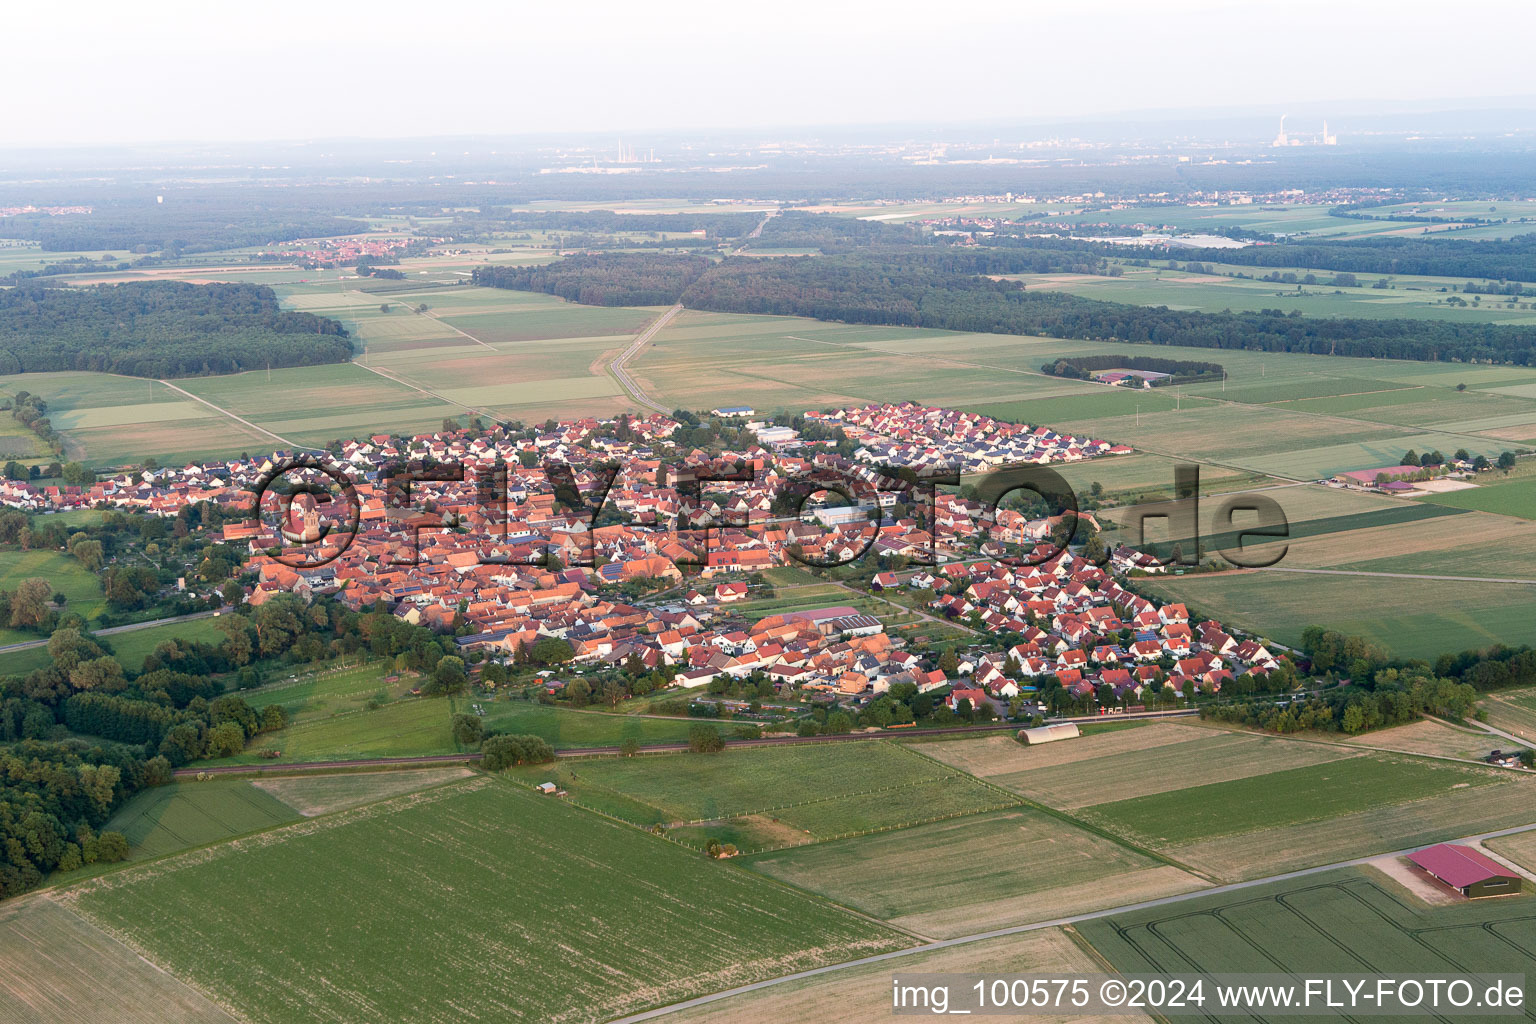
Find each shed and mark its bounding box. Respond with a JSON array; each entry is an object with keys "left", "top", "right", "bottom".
[
  {"left": 1407, "top": 844, "right": 1523, "bottom": 898},
  {"left": 1018, "top": 723, "right": 1081, "bottom": 745}
]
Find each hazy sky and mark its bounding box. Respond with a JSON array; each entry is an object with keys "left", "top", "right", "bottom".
[{"left": 7, "top": 0, "right": 1534, "bottom": 147}]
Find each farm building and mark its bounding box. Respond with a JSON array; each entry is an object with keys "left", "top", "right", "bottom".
[
  {"left": 1018, "top": 723, "right": 1081, "bottom": 745},
  {"left": 1407, "top": 844, "right": 1523, "bottom": 899}
]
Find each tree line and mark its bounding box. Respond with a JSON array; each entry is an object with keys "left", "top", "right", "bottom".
[
  {"left": 1056, "top": 232, "right": 1536, "bottom": 285},
  {"left": 472, "top": 253, "right": 712, "bottom": 307},
  {"left": 476, "top": 249, "right": 1536, "bottom": 365},
  {"left": 0, "top": 282, "right": 351, "bottom": 378},
  {"left": 0, "top": 206, "right": 366, "bottom": 255},
  {"left": 1040, "top": 354, "right": 1225, "bottom": 385}
]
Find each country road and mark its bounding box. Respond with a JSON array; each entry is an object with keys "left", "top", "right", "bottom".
[
  {"left": 0, "top": 608, "right": 220, "bottom": 655},
  {"left": 173, "top": 708, "right": 1198, "bottom": 776},
  {"left": 607, "top": 819, "right": 1536, "bottom": 1023},
  {"left": 608, "top": 303, "right": 684, "bottom": 414}
]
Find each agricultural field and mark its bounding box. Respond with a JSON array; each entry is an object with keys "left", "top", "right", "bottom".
[
  {"left": 1080, "top": 867, "right": 1536, "bottom": 988},
  {"left": 62, "top": 778, "right": 911, "bottom": 1024},
  {"left": 1011, "top": 260, "right": 1536, "bottom": 324},
  {"left": 99, "top": 779, "right": 299, "bottom": 862},
  {"left": 475, "top": 700, "right": 701, "bottom": 749},
  {"left": 1478, "top": 686, "right": 1536, "bottom": 744},
  {"left": 744, "top": 807, "right": 1207, "bottom": 938},
  {"left": 990, "top": 729, "right": 1359, "bottom": 810},
  {"left": 249, "top": 767, "right": 474, "bottom": 817},
  {"left": 1080, "top": 755, "right": 1493, "bottom": 846},
  {"left": 1484, "top": 830, "right": 1536, "bottom": 874},
  {"left": 1416, "top": 474, "right": 1536, "bottom": 519},
  {"left": 1340, "top": 718, "right": 1504, "bottom": 762},
  {"left": 0, "top": 370, "right": 272, "bottom": 466},
  {"left": 0, "top": 896, "right": 237, "bottom": 1024},
  {"left": 1072, "top": 753, "right": 1536, "bottom": 881},
  {"left": 515, "top": 741, "right": 1016, "bottom": 851},
  {"left": 666, "top": 927, "right": 1149, "bottom": 1024},
  {"left": 1140, "top": 571, "right": 1536, "bottom": 659},
  {"left": 912, "top": 721, "right": 1208, "bottom": 780}
]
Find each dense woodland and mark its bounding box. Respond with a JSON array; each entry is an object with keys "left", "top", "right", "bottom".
[
  {"left": 1056, "top": 232, "right": 1536, "bottom": 284},
  {"left": 0, "top": 282, "right": 351, "bottom": 377},
  {"left": 1039, "top": 354, "right": 1226, "bottom": 385},
  {"left": 473, "top": 253, "right": 711, "bottom": 306},
  {"left": 479, "top": 249, "right": 1536, "bottom": 365},
  {"left": 1200, "top": 628, "right": 1536, "bottom": 737},
  {"left": 458, "top": 209, "right": 762, "bottom": 238},
  {"left": 0, "top": 205, "right": 366, "bottom": 255}
]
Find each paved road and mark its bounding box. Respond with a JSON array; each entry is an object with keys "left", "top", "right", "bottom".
[
  {"left": 609, "top": 303, "right": 684, "bottom": 414},
  {"left": 606, "top": 818, "right": 1536, "bottom": 1023},
  {"left": 173, "top": 709, "right": 1198, "bottom": 776},
  {"left": 0, "top": 609, "right": 220, "bottom": 655}
]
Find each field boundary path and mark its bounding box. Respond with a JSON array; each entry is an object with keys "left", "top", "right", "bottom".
[
  {"left": 406, "top": 302, "right": 497, "bottom": 350},
  {"left": 353, "top": 361, "right": 506, "bottom": 424},
  {"left": 153, "top": 377, "right": 307, "bottom": 451},
  {"left": 606, "top": 819, "right": 1536, "bottom": 1023},
  {"left": 608, "top": 303, "right": 683, "bottom": 414}
]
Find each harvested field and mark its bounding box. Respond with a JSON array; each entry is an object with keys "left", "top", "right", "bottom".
[
  {"left": 1484, "top": 830, "right": 1536, "bottom": 875},
  {"left": 992, "top": 731, "right": 1357, "bottom": 810},
  {"left": 0, "top": 896, "right": 237, "bottom": 1024},
  {"left": 665, "top": 926, "right": 1148, "bottom": 1024},
  {"left": 1340, "top": 718, "right": 1498, "bottom": 761},
  {"left": 1480, "top": 686, "right": 1536, "bottom": 743},
  {"left": 1164, "top": 779, "right": 1536, "bottom": 881},
  {"left": 909, "top": 721, "right": 1198, "bottom": 777},
  {"left": 251, "top": 767, "right": 473, "bottom": 817},
  {"left": 744, "top": 808, "right": 1208, "bottom": 939}
]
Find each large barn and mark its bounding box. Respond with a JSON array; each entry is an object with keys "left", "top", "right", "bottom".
[{"left": 1407, "top": 844, "right": 1524, "bottom": 899}]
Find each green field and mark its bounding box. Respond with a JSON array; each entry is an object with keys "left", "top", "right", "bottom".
[
  {"left": 551, "top": 741, "right": 967, "bottom": 822},
  {"left": 477, "top": 700, "right": 701, "bottom": 748},
  {"left": 1078, "top": 755, "right": 1498, "bottom": 847},
  {"left": 206, "top": 672, "right": 703, "bottom": 764},
  {"left": 1081, "top": 867, "right": 1536, "bottom": 1001},
  {"left": 1417, "top": 475, "right": 1536, "bottom": 519},
  {"left": 1011, "top": 260, "right": 1536, "bottom": 324},
  {"left": 515, "top": 741, "right": 1017, "bottom": 851},
  {"left": 1140, "top": 572, "right": 1536, "bottom": 659},
  {"left": 65, "top": 778, "right": 910, "bottom": 1024},
  {"left": 101, "top": 779, "right": 300, "bottom": 861},
  {"left": 744, "top": 806, "right": 1205, "bottom": 938}
]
